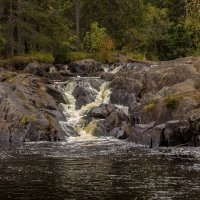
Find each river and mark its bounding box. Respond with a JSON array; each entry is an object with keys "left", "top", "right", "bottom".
[{"left": 0, "top": 137, "right": 200, "bottom": 200}]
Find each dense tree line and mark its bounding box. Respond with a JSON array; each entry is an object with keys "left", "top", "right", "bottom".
[{"left": 0, "top": 0, "right": 199, "bottom": 61}]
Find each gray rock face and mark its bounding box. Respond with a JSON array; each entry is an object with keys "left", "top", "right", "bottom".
[
  {"left": 23, "top": 62, "right": 74, "bottom": 80},
  {"left": 71, "top": 79, "right": 103, "bottom": 109},
  {"left": 163, "top": 120, "right": 190, "bottom": 146},
  {"left": 128, "top": 122, "right": 159, "bottom": 147},
  {"left": 101, "top": 72, "right": 115, "bottom": 81},
  {"left": 86, "top": 104, "right": 131, "bottom": 139},
  {"left": 0, "top": 69, "right": 66, "bottom": 144},
  {"left": 72, "top": 84, "right": 96, "bottom": 109},
  {"left": 68, "top": 59, "right": 104, "bottom": 77},
  {"left": 24, "top": 62, "right": 54, "bottom": 77}
]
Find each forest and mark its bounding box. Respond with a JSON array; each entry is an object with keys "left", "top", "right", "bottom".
[{"left": 0, "top": 0, "right": 200, "bottom": 63}]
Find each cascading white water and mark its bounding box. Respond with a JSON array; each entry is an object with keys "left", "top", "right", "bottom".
[
  {"left": 55, "top": 65, "right": 128, "bottom": 139},
  {"left": 56, "top": 79, "right": 111, "bottom": 139}
]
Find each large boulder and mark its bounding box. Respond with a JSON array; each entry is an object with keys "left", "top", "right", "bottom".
[
  {"left": 86, "top": 104, "right": 131, "bottom": 139},
  {"left": 88, "top": 104, "right": 117, "bottom": 119},
  {"left": 163, "top": 120, "right": 190, "bottom": 146},
  {"left": 72, "top": 79, "right": 103, "bottom": 109},
  {"left": 128, "top": 122, "right": 160, "bottom": 147},
  {"left": 101, "top": 72, "right": 115, "bottom": 81},
  {"left": 23, "top": 62, "right": 73, "bottom": 80},
  {"left": 24, "top": 62, "right": 54, "bottom": 77},
  {"left": 68, "top": 59, "right": 104, "bottom": 77},
  {"left": 0, "top": 69, "right": 66, "bottom": 144},
  {"left": 72, "top": 83, "right": 96, "bottom": 109}
]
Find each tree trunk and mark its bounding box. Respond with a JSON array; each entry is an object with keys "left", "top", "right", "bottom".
[
  {"left": 16, "top": 0, "right": 24, "bottom": 55},
  {"left": 74, "top": 0, "right": 81, "bottom": 51},
  {"left": 8, "top": 0, "right": 14, "bottom": 56}
]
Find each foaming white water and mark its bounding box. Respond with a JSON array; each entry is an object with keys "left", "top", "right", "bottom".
[
  {"left": 55, "top": 65, "right": 124, "bottom": 140},
  {"left": 111, "top": 65, "right": 123, "bottom": 74},
  {"left": 56, "top": 79, "right": 112, "bottom": 139},
  {"left": 114, "top": 104, "right": 129, "bottom": 115}
]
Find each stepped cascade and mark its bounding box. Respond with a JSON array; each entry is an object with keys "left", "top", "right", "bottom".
[{"left": 54, "top": 66, "right": 128, "bottom": 139}]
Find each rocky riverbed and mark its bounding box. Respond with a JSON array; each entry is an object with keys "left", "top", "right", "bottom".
[{"left": 1, "top": 57, "right": 200, "bottom": 147}]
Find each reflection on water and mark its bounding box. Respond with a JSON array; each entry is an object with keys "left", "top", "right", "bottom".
[{"left": 0, "top": 138, "right": 200, "bottom": 200}]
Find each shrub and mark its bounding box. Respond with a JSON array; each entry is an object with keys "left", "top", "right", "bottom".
[
  {"left": 193, "top": 47, "right": 200, "bottom": 57},
  {"left": 144, "top": 102, "right": 155, "bottom": 112},
  {"left": 30, "top": 52, "right": 55, "bottom": 63},
  {"left": 19, "top": 115, "right": 37, "bottom": 127},
  {"left": 67, "top": 51, "right": 91, "bottom": 62},
  {"left": 126, "top": 52, "right": 145, "bottom": 60},
  {"left": 67, "top": 51, "right": 110, "bottom": 63},
  {"left": 164, "top": 96, "right": 179, "bottom": 109},
  {"left": 83, "top": 22, "right": 108, "bottom": 52},
  {"left": 99, "top": 37, "right": 115, "bottom": 62},
  {"left": 2, "top": 71, "right": 14, "bottom": 82}
]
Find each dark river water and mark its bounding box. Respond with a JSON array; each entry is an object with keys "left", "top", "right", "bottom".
[{"left": 0, "top": 137, "right": 200, "bottom": 200}]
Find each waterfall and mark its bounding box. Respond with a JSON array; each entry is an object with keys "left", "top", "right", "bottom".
[
  {"left": 55, "top": 65, "right": 128, "bottom": 139},
  {"left": 55, "top": 78, "right": 111, "bottom": 138}
]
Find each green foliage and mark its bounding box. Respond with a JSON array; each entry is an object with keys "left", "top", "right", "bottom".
[
  {"left": 2, "top": 71, "right": 14, "bottom": 82},
  {"left": 67, "top": 51, "right": 110, "bottom": 63},
  {"left": 193, "top": 48, "right": 200, "bottom": 57},
  {"left": 164, "top": 96, "right": 179, "bottom": 109},
  {"left": 82, "top": 22, "right": 115, "bottom": 62},
  {"left": 67, "top": 51, "right": 92, "bottom": 62},
  {"left": 99, "top": 36, "right": 115, "bottom": 62},
  {"left": 83, "top": 22, "right": 108, "bottom": 52},
  {"left": 0, "top": 0, "right": 199, "bottom": 61},
  {"left": 30, "top": 52, "right": 55, "bottom": 63},
  {"left": 144, "top": 102, "right": 155, "bottom": 112},
  {"left": 81, "top": 0, "right": 144, "bottom": 49},
  {"left": 144, "top": 4, "right": 172, "bottom": 58},
  {"left": 126, "top": 52, "right": 146, "bottom": 60},
  {"left": 19, "top": 115, "right": 37, "bottom": 127},
  {"left": 144, "top": 98, "right": 157, "bottom": 112}
]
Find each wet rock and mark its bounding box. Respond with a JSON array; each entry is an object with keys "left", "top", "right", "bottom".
[
  {"left": 163, "top": 120, "right": 190, "bottom": 146},
  {"left": 0, "top": 70, "right": 66, "bottom": 144},
  {"left": 88, "top": 104, "right": 116, "bottom": 119},
  {"left": 142, "top": 124, "right": 165, "bottom": 148},
  {"left": 134, "top": 121, "right": 156, "bottom": 130},
  {"left": 107, "top": 121, "right": 132, "bottom": 139},
  {"left": 108, "top": 127, "right": 127, "bottom": 139},
  {"left": 128, "top": 122, "right": 157, "bottom": 145},
  {"left": 86, "top": 104, "right": 131, "bottom": 139},
  {"left": 68, "top": 59, "right": 104, "bottom": 77},
  {"left": 101, "top": 72, "right": 115, "bottom": 81},
  {"left": 72, "top": 83, "right": 97, "bottom": 109},
  {"left": 59, "top": 123, "right": 79, "bottom": 137},
  {"left": 90, "top": 120, "right": 106, "bottom": 137},
  {"left": 104, "top": 110, "right": 128, "bottom": 131}
]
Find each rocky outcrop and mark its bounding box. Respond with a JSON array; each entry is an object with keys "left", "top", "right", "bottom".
[
  {"left": 109, "top": 56, "right": 200, "bottom": 147},
  {"left": 72, "top": 79, "right": 103, "bottom": 109},
  {"left": 0, "top": 68, "right": 66, "bottom": 144},
  {"left": 68, "top": 59, "right": 104, "bottom": 77},
  {"left": 1, "top": 56, "right": 200, "bottom": 147},
  {"left": 23, "top": 62, "right": 74, "bottom": 80},
  {"left": 100, "top": 72, "right": 115, "bottom": 81},
  {"left": 85, "top": 104, "right": 131, "bottom": 139}
]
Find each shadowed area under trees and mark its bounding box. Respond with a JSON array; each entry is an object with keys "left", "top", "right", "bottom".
[{"left": 0, "top": 0, "right": 199, "bottom": 62}]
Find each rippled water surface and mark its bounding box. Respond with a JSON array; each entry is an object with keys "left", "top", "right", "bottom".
[{"left": 1, "top": 137, "right": 200, "bottom": 200}]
